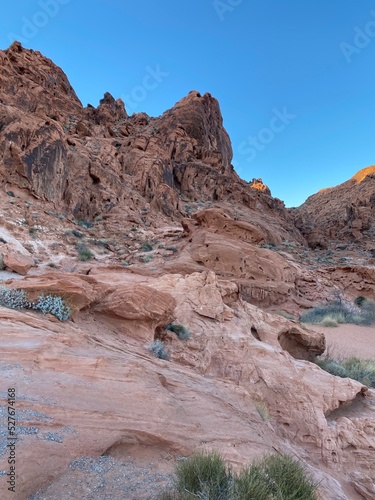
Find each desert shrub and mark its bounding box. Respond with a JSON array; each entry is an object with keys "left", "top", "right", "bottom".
[
  {"left": 0, "top": 286, "right": 28, "bottom": 309},
  {"left": 166, "top": 323, "right": 191, "bottom": 340},
  {"left": 0, "top": 286, "right": 71, "bottom": 321},
  {"left": 354, "top": 296, "right": 366, "bottom": 307},
  {"left": 301, "top": 296, "right": 375, "bottom": 327},
  {"left": 160, "top": 452, "right": 317, "bottom": 500},
  {"left": 275, "top": 311, "right": 295, "bottom": 321},
  {"left": 316, "top": 357, "right": 348, "bottom": 378},
  {"left": 6, "top": 191, "right": 15, "bottom": 197},
  {"left": 140, "top": 254, "right": 153, "bottom": 263},
  {"left": 147, "top": 340, "right": 169, "bottom": 360},
  {"left": 253, "top": 399, "right": 269, "bottom": 422},
  {"left": 319, "top": 316, "right": 338, "bottom": 327},
  {"left": 31, "top": 295, "right": 71, "bottom": 321},
  {"left": 233, "top": 462, "right": 271, "bottom": 499},
  {"left": 76, "top": 219, "right": 94, "bottom": 229},
  {"left": 141, "top": 242, "right": 153, "bottom": 252},
  {"left": 315, "top": 355, "right": 375, "bottom": 387},
  {"left": 72, "top": 229, "right": 84, "bottom": 239},
  {"left": 258, "top": 454, "right": 317, "bottom": 500},
  {"left": 174, "top": 451, "right": 231, "bottom": 499},
  {"left": 76, "top": 243, "right": 94, "bottom": 261}
]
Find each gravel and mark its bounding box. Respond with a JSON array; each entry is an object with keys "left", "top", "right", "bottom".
[{"left": 28, "top": 455, "right": 174, "bottom": 500}]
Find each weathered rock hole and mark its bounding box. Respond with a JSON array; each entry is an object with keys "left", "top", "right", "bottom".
[
  {"left": 278, "top": 328, "right": 316, "bottom": 361},
  {"left": 251, "top": 327, "right": 261, "bottom": 341}
]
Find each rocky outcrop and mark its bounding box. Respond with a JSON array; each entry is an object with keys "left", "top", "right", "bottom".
[
  {"left": 291, "top": 166, "right": 375, "bottom": 248},
  {"left": 0, "top": 42, "right": 300, "bottom": 242},
  {"left": 0, "top": 269, "right": 373, "bottom": 499}
]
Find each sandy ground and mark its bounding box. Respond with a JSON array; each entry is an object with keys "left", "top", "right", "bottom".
[{"left": 311, "top": 324, "right": 375, "bottom": 360}]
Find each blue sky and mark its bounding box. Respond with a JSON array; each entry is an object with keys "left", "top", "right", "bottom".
[{"left": 1, "top": 0, "right": 374, "bottom": 207}]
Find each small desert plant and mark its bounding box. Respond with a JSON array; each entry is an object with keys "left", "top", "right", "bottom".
[
  {"left": 31, "top": 295, "right": 71, "bottom": 321},
  {"left": 0, "top": 286, "right": 71, "bottom": 321},
  {"left": 160, "top": 452, "right": 317, "bottom": 500},
  {"left": 141, "top": 242, "right": 153, "bottom": 252},
  {"left": 275, "top": 311, "right": 295, "bottom": 321},
  {"left": 173, "top": 451, "right": 231, "bottom": 499},
  {"left": 76, "top": 219, "right": 94, "bottom": 229},
  {"left": 140, "top": 254, "right": 153, "bottom": 263},
  {"left": 256, "top": 454, "right": 317, "bottom": 499},
  {"left": 76, "top": 243, "right": 94, "bottom": 261},
  {"left": 253, "top": 399, "right": 269, "bottom": 422},
  {"left": 319, "top": 316, "right": 338, "bottom": 327},
  {"left": 72, "top": 229, "right": 84, "bottom": 239},
  {"left": 301, "top": 295, "right": 375, "bottom": 327},
  {"left": 315, "top": 355, "right": 375, "bottom": 387},
  {"left": 147, "top": 340, "right": 169, "bottom": 360},
  {"left": 166, "top": 323, "right": 191, "bottom": 340},
  {"left": 6, "top": 191, "right": 15, "bottom": 197},
  {"left": 0, "top": 286, "right": 29, "bottom": 309}
]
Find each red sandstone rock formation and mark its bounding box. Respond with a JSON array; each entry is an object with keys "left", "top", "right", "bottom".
[{"left": 291, "top": 166, "right": 375, "bottom": 248}]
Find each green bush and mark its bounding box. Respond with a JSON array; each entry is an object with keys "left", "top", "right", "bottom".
[
  {"left": 0, "top": 286, "right": 71, "bottom": 321},
  {"left": 32, "top": 295, "right": 71, "bottom": 321},
  {"left": 76, "top": 243, "right": 94, "bottom": 261},
  {"left": 141, "top": 242, "right": 153, "bottom": 252},
  {"left": 301, "top": 297, "right": 375, "bottom": 327},
  {"left": 166, "top": 323, "right": 191, "bottom": 340},
  {"left": 319, "top": 317, "right": 338, "bottom": 327},
  {"left": 174, "top": 451, "right": 231, "bottom": 499},
  {"left": 316, "top": 356, "right": 375, "bottom": 387},
  {"left": 147, "top": 340, "right": 169, "bottom": 360},
  {"left": 159, "top": 452, "right": 317, "bottom": 500}
]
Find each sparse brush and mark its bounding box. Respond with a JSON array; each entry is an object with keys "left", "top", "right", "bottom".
[
  {"left": 31, "top": 294, "right": 72, "bottom": 321},
  {"left": 76, "top": 243, "right": 94, "bottom": 261},
  {"left": 315, "top": 355, "right": 375, "bottom": 387},
  {"left": 141, "top": 242, "right": 153, "bottom": 252},
  {"left": 166, "top": 323, "right": 191, "bottom": 340},
  {"left": 174, "top": 451, "right": 230, "bottom": 499},
  {"left": 147, "top": 340, "right": 169, "bottom": 360},
  {"left": 0, "top": 286, "right": 28, "bottom": 309},
  {"left": 275, "top": 311, "right": 295, "bottom": 321},
  {"left": 163, "top": 451, "right": 318, "bottom": 500},
  {"left": 301, "top": 295, "right": 375, "bottom": 327},
  {"left": 319, "top": 316, "right": 338, "bottom": 327},
  {"left": 0, "top": 286, "right": 71, "bottom": 321}
]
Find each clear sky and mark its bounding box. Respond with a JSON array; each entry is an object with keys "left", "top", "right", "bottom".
[{"left": 1, "top": 0, "right": 374, "bottom": 207}]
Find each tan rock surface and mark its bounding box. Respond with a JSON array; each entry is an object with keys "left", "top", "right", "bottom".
[
  {"left": 3, "top": 251, "right": 34, "bottom": 275},
  {"left": 0, "top": 270, "right": 373, "bottom": 499}
]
